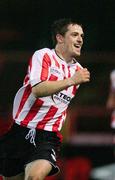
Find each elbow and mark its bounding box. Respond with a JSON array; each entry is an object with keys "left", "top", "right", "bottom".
[
  {"left": 32, "top": 86, "right": 39, "bottom": 98},
  {"left": 32, "top": 82, "right": 49, "bottom": 97},
  {"left": 32, "top": 85, "right": 45, "bottom": 98}
]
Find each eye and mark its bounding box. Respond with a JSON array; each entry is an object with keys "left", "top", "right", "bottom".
[
  {"left": 71, "top": 32, "right": 78, "bottom": 37},
  {"left": 71, "top": 32, "right": 84, "bottom": 39}
]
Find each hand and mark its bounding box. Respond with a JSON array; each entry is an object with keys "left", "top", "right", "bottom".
[{"left": 70, "top": 68, "right": 90, "bottom": 85}]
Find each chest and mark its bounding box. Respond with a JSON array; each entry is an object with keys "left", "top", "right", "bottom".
[{"left": 49, "top": 64, "right": 77, "bottom": 80}]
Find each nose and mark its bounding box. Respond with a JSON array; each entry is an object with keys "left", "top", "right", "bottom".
[{"left": 77, "top": 35, "right": 83, "bottom": 43}]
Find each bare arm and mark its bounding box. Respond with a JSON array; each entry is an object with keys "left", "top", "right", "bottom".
[{"left": 32, "top": 68, "right": 90, "bottom": 97}]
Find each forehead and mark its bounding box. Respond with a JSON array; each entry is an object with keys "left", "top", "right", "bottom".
[{"left": 67, "top": 24, "right": 84, "bottom": 34}]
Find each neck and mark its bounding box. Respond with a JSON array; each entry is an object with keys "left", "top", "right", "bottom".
[
  {"left": 55, "top": 48, "right": 65, "bottom": 61},
  {"left": 55, "top": 46, "right": 72, "bottom": 63}
]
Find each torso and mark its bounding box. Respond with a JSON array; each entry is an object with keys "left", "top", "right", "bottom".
[{"left": 13, "top": 48, "right": 83, "bottom": 132}]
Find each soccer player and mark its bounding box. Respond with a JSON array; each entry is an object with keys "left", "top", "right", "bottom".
[{"left": 0, "top": 18, "right": 90, "bottom": 180}]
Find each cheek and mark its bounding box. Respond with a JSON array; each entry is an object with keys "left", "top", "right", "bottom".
[
  {"left": 64, "top": 39, "right": 73, "bottom": 50},
  {"left": 64, "top": 43, "right": 70, "bottom": 50},
  {"left": 67, "top": 45, "right": 73, "bottom": 52}
]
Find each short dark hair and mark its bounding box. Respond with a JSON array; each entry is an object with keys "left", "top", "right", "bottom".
[{"left": 51, "top": 18, "right": 82, "bottom": 46}]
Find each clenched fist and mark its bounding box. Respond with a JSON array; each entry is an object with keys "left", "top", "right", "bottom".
[{"left": 69, "top": 68, "right": 90, "bottom": 86}]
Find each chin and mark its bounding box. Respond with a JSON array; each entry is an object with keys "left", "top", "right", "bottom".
[{"left": 75, "top": 52, "right": 81, "bottom": 57}]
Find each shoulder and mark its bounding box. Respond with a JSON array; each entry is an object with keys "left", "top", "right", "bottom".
[
  {"left": 33, "top": 48, "right": 53, "bottom": 56},
  {"left": 31, "top": 48, "right": 54, "bottom": 65}
]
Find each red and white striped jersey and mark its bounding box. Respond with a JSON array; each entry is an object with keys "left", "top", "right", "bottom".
[{"left": 13, "top": 48, "right": 83, "bottom": 132}]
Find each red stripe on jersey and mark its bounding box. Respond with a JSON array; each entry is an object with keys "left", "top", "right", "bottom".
[
  {"left": 36, "top": 105, "right": 58, "bottom": 129},
  {"left": 49, "top": 74, "right": 58, "bottom": 81},
  {"left": 52, "top": 116, "right": 62, "bottom": 132},
  {"left": 72, "top": 85, "right": 77, "bottom": 95},
  {"left": 20, "top": 98, "right": 44, "bottom": 126},
  {"left": 23, "top": 75, "right": 29, "bottom": 85},
  {"left": 52, "top": 55, "right": 60, "bottom": 68},
  {"left": 68, "top": 66, "right": 71, "bottom": 78},
  {"left": 62, "top": 64, "right": 66, "bottom": 79},
  {"left": 40, "top": 53, "right": 51, "bottom": 81},
  {"left": 15, "top": 85, "right": 31, "bottom": 119},
  {"left": 52, "top": 110, "right": 66, "bottom": 132}
]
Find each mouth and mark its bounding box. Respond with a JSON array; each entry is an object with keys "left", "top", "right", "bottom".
[{"left": 74, "top": 44, "right": 81, "bottom": 52}]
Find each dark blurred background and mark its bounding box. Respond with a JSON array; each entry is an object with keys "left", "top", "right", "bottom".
[
  {"left": 0, "top": 0, "right": 114, "bottom": 51},
  {"left": 0, "top": 0, "right": 115, "bottom": 179}
]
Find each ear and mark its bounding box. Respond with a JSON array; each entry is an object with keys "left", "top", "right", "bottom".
[{"left": 56, "top": 34, "right": 64, "bottom": 44}]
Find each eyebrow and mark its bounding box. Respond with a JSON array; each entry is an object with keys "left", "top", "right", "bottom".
[{"left": 71, "top": 32, "right": 84, "bottom": 37}]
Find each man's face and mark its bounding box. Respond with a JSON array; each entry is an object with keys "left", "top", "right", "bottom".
[{"left": 62, "top": 24, "right": 84, "bottom": 57}]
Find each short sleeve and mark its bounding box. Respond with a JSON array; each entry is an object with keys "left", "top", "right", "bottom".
[{"left": 29, "top": 49, "right": 51, "bottom": 87}]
